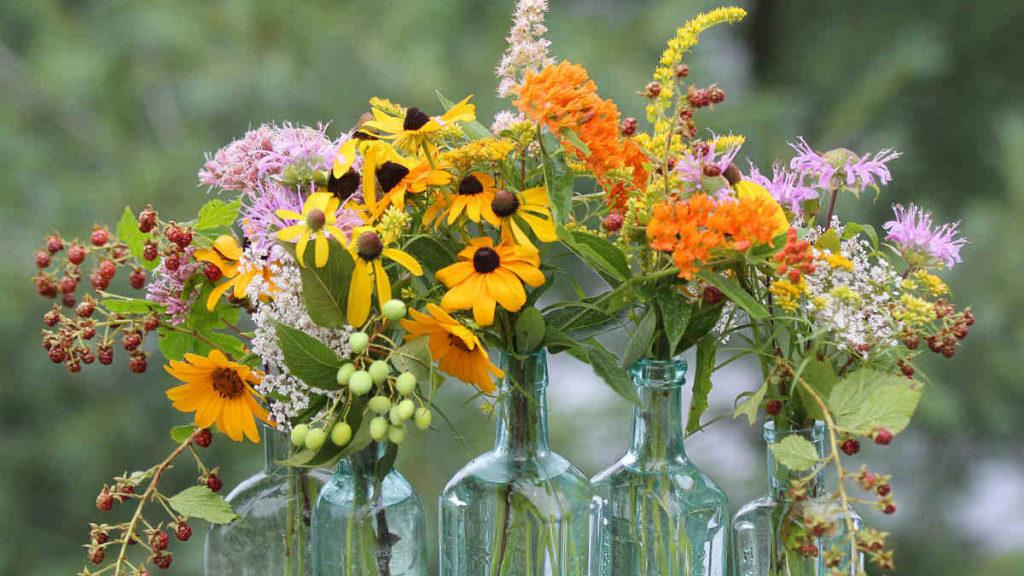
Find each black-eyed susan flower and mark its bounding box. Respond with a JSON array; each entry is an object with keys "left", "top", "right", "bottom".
[
  {"left": 483, "top": 186, "right": 557, "bottom": 249},
  {"left": 275, "top": 192, "right": 348, "bottom": 267},
  {"left": 435, "top": 237, "right": 545, "bottom": 326},
  {"left": 194, "top": 235, "right": 276, "bottom": 310},
  {"left": 445, "top": 173, "right": 500, "bottom": 225},
  {"left": 401, "top": 303, "right": 503, "bottom": 393},
  {"left": 165, "top": 349, "right": 274, "bottom": 443},
  {"left": 369, "top": 155, "right": 452, "bottom": 220},
  {"left": 361, "top": 96, "right": 476, "bottom": 154},
  {"left": 347, "top": 227, "right": 423, "bottom": 326}
]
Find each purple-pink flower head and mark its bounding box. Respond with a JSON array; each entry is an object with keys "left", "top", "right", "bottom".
[
  {"left": 198, "top": 123, "right": 336, "bottom": 193},
  {"left": 199, "top": 126, "right": 275, "bottom": 193},
  {"left": 146, "top": 247, "right": 200, "bottom": 326},
  {"left": 883, "top": 203, "right": 966, "bottom": 269},
  {"left": 747, "top": 163, "right": 819, "bottom": 217},
  {"left": 676, "top": 136, "right": 741, "bottom": 194},
  {"left": 241, "top": 180, "right": 362, "bottom": 258},
  {"left": 788, "top": 137, "right": 901, "bottom": 193},
  {"left": 255, "top": 123, "right": 335, "bottom": 179}
]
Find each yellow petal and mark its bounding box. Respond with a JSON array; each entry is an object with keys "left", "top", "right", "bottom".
[
  {"left": 347, "top": 260, "right": 373, "bottom": 326},
  {"left": 295, "top": 231, "right": 311, "bottom": 267},
  {"left": 314, "top": 233, "right": 329, "bottom": 267},
  {"left": 206, "top": 279, "right": 236, "bottom": 311},
  {"left": 277, "top": 224, "right": 307, "bottom": 242},
  {"left": 383, "top": 248, "right": 423, "bottom": 276},
  {"left": 373, "top": 258, "right": 392, "bottom": 307}
]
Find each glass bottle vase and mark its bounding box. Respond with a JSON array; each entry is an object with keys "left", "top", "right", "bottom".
[
  {"left": 312, "top": 442, "right": 428, "bottom": 575},
  {"left": 205, "top": 424, "right": 331, "bottom": 576},
  {"left": 439, "top": 349, "right": 593, "bottom": 576},
  {"left": 590, "top": 358, "right": 730, "bottom": 576},
  {"left": 732, "top": 422, "right": 863, "bottom": 576}
]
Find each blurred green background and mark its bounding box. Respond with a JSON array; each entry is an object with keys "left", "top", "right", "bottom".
[{"left": 2, "top": 0, "right": 1022, "bottom": 574}]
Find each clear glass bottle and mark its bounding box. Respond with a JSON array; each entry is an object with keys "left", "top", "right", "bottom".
[
  {"left": 205, "top": 425, "right": 331, "bottom": 576},
  {"left": 439, "top": 349, "right": 593, "bottom": 576},
  {"left": 589, "top": 358, "right": 729, "bottom": 576},
  {"left": 312, "top": 442, "right": 428, "bottom": 575},
  {"left": 732, "top": 422, "right": 863, "bottom": 576}
]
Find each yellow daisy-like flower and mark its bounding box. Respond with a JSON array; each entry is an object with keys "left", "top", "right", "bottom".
[
  {"left": 194, "top": 235, "right": 276, "bottom": 311},
  {"left": 275, "top": 192, "right": 347, "bottom": 267},
  {"left": 401, "top": 303, "right": 503, "bottom": 394},
  {"left": 371, "top": 156, "right": 453, "bottom": 217},
  {"left": 165, "top": 349, "right": 274, "bottom": 443},
  {"left": 361, "top": 96, "right": 476, "bottom": 153},
  {"left": 444, "top": 172, "right": 500, "bottom": 225},
  {"left": 347, "top": 227, "right": 423, "bottom": 326},
  {"left": 435, "top": 237, "right": 545, "bottom": 326},
  {"left": 735, "top": 180, "right": 790, "bottom": 237},
  {"left": 482, "top": 186, "right": 557, "bottom": 249}
]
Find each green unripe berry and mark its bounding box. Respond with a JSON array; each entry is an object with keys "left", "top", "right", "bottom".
[
  {"left": 381, "top": 299, "right": 407, "bottom": 321},
  {"left": 349, "top": 370, "right": 373, "bottom": 395},
  {"left": 389, "top": 405, "right": 403, "bottom": 426},
  {"left": 369, "top": 416, "right": 389, "bottom": 441},
  {"left": 368, "top": 395, "right": 392, "bottom": 414},
  {"left": 330, "top": 422, "right": 353, "bottom": 447},
  {"left": 397, "top": 399, "right": 416, "bottom": 421},
  {"left": 414, "top": 407, "right": 432, "bottom": 431},
  {"left": 336, "top": 363, "right": 356, "bottom": 386},
  {"left": 290, "top": 424, "right": 309, "bottom": 447},
  {"left": 387, "top": 424, "right": 407, "bottom": 445},
  {"left": 395, "top": 372, "right": 417, "bottom": 396},
  {"left": 304, "top": 428, "right": 327, "bottom": 451},
  {"left": 348, "top": 331, "right": 370, "bottom": 354},
  {"left": 368, "top": 360, "right": 391, "bottom": 384}
]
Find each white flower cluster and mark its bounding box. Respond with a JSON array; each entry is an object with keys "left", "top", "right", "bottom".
[
  {"left": 496, "top": 0, "right": 555, "bottom": 98},
  {"left": 250, "top": 249, "right": 353, "bottom": 428}
]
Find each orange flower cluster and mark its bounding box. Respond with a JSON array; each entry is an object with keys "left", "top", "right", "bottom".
[
  {"left": 514, "top": 61, "right": 647, "bottom": 212},
  {"left": 647, "top": 190, "right": 787, "bottom": 279},
  {"left": 773, "top": 228, "right": 815, "bottom": 282}
]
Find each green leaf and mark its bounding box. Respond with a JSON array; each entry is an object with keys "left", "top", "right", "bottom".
[
  {"left": 540, "top": 134, "right": 574, "bottom": 224},
  {"left": 404, "top": 235, "right": 456, "bottom": 274},
  {"left": 375, "top": 442, "right": 399, "bottom": 482},
  {"left": 733, "top": 381, "right": 768, "bottom": 425},
  {"left": 558, "top": 126, "right": 591, "bottom": 156},
  {"left": 390, "top": 337, "right": 433, "bottom": 387},
  {"left": 696, "top": 270, "right": 769, "bottom": 320},
  {"left": 170, "top": 425, "right": 195, "bottom": 444},
  {"left": 557, "top": 226, "right": 630, "bottom": 284},
  {"left": 101, "top": 297, "right": 161, "bottom": 315},
  {"left": 827, "top": 368, "right": 922, "bottom": 435},
  {"left": 273, "top": 321, "right": 344, "bottom": 390},
  {"left": 279, "top": 240, "right": 354, "bottom": 328},
  {"left": 436, "top": 91, "right": 492, "bottom": 140},
  {"left": 622, "top": 307, "right": 657, "bottom": 369},
  {"left": 541, "top": 326, "right": 577, "bottom": 355},
  {"left": 116, "top": 207, "right": 158, "bottom": 271},
  {"left": 655, "top": 289, "right": 693, "bottom": 354},
  {"left": 157, "top": 327, "right": 192, "bottom": 361},
  {"left": 196, "top": 198, "right": 242, "bottom": 231},
  {"left": 798, "top": 358, "right": 838, "bottom": 420},
  {"left": 769, "top": 435, "right": 822, "bottom": 472},
  {"left": 686, "top": 336, "right": 717, "bottom": 433},
  {"left": 678, "top": 300, "right": 725, "bottom": 350},
  {"left": 571, "top": 338, "right": 639, "bottom": 405},
  {"left": 542, "top": 290, "right": 630, "bottom": 336},
  {"left": 842, "top": 222, "right": 879, "bottom": 249},
  {"left": 513, "top": 307, "right": 547, "bottom": 354},
  {"left": 168, "top": 486, "right": 239, "bottom": 524},
  {"left": 814, "top": 228, "right": 842, "bottom": 253}
]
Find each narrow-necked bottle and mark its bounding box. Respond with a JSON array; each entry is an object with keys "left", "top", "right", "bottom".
[
  {"left": 439, "top": 349, "right": 593, "bottom": 576},
  {"left": 732, "top": 421, "right": 863, "bottom": 575},
  {"left": 312, "top": 441, "right": 428, "bottom": 575},
  {"left": 205, "top": 424, "right": 331, "bottom": 576},
  {"left": 590, "top": 358, "right": 729, "bottom": 576}
]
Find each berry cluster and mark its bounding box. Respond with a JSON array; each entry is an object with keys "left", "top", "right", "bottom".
[
  {"left": 40, "top": 299, "right": 157, "bottom": 374},
  {"left": 33, "top": 230, "right": 139, "bottom": 308}
]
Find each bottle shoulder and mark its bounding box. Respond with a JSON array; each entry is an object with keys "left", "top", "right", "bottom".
[
  {"left": 591, "top": 456, "right": 729, "bottom": 504},
  {"left": 443, "top": 449, "right": 588, "bottom": 491}
]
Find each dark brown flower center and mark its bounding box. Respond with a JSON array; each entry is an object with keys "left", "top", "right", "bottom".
[
  {"left": 447, "top": 333, "right": 473, "bottom": 352},
  {"left": 376, "top": 161, "right": 410, "bottom": 193},
  {"left": 458, "top": 175, "right": 484, "bottom": 196},
  {"left": 491, "top": 190, "right": 520, "bottom": 217},
  {"left": 472, "top": 247, "right": 501, "bottom": 273},
  {"left": 357, "top": 231, "right": 384, "bottom": 261},
  {"left": 305, "top": 209, "right": 326, "bottom": 231},
  {"left": 403, "top": 107, "right": 431, "bottom": 131},
  {"left": 328, "top": 169, "right": 361, "bottom": 200},
  {"left": 212, "top": 367, "right": 245, "bottom": 399}
]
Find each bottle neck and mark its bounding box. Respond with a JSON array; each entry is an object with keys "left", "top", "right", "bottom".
[
  {"left": 262, "top": 424, "right": 292, "bottom": 475},
  {"left": 339, "top": 441, "right": 388, "bottom": 477},
  {"left": 494, "top": 350, "right": 550, "bottom": 458},
  {"left": 764, "top": 421, "right": 828, "bottom": 497},
  {"left": 627, "top": 358, "right": 689, "bottom": 464}
]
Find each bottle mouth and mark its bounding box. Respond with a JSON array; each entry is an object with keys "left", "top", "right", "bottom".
[
  {"left": 631, "top": 358, "right": 688, "bottom": 389},
  {"left": 763, "top": 420, "right": 826, "bottom": 443}
]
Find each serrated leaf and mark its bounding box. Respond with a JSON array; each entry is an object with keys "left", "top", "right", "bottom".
[
  {"left": 542, "top": 290, "right": 629, "bottom": 336},
  {"left": 101, "top": 297, "right": 162, "bottom": 314},
  {"left": 655, "top": 289, "right": 693, "bottom": 354},
  {"left": 697, "top": 270, "right": 769, "bottom": 320},
  {"left": 570, "top": 338, "right": 639, "bottom": 405},
  {"left": 623, "top": 307, "right": 657, "bottom": 369},
  {"left": 279, "top": 240, "right": 354, "bottom": 328},
  {"left": 798, "top": 359, "right": 838, "bottom": 420},
  {"left": 769, "top": 435, "right": 822, "bottom": 472},
  {"left": 116, "top": 207, "right": 158, "bottom": 271},
  {"left": 842, "top": 222, "right": 878, "bottom": 250},
  {"left": 540, "top": 134, "right": 574, "bottom": 224},
  {"left": 679, "top": 300, "right": 725, "bottom": 350},
  {"left": 273, "top": 321, "right": 344, "bottom": 390},
  {"left": 686, "top": 336, "right": 717, "bottom": 433},
  {"left": 157, "top": 327, "right": 192, "bottom": 361},
  {"left": 170, "top": 425, "right": 195, "bottom": 444},
  {"left": 196, "top": 198, "right": 242, "bottom": 231},
  {"left": 827, "top": 368, "right": 921, "bottom": 435},
  {"left": 168, "top": 486, "right": 238, "bottom": 524},
  {"left": 733, "top": 381, "right": 768, "bottom": 425}
]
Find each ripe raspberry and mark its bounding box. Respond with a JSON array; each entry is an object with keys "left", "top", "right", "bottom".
[
  {"left": 702, "top": 286, "right": 724, "bottom": 305},
  {"left": 35, "top": 275, "right": 58, "bottom": 298},
  {"left": 130, "top": 268, "right": 147, "bottom": 289},
  {"left": 882, "top": 503, "right": 896, "bottom": 515},
  {"left": 138, "top": 207, "right": 158, "bottom": 233},
  {"left": 619, "top": 117, "right": 637, "bottom": 136},
  {"left": 673, "top": 63, "right": 689, "bottom": 78},
  {"left": 90, "top": 546, "right": 105, "bottom": 564},
  {"left": 164, "top": 252, "right": 181, "bottom": 272},
  {"left": 98, "top": 260, "right": 117, "bottom": 280},
  {"left": 93, "top": 530, "right": 109, "bottom": 545},
  {"left": 204, "top": 263, "right": 223, "bottom": 282},
  {"left": 62, "top": 293, "right": 76, "bottom": 308},
  {"left": 143, "top": 241, "right": 159, "bottom": 261},
  {"left": 48, "top": 346, "right": 67, "bottom": 364},
  {"left": 702, "top": 163, "right": 722, "bottom": 177},
  {"left": 175, "top": 522, "right": 192, "bottom": 542},
  {"left": 708, "top": 85, "right": 726, "bottom": 104},
  {"left": 963, "top": 309, "right": 975, "bottom": 326},
  {"left": 206, "top": 474, "right": 223, "bottom": 493},
  {"left": 873, "top": 427, "right": 894, "bottom": 445},
  {"left": 687, "top": 87, "right": 712, "bottom": 108},
  {"left": 152, "top": 553, "right": 173, "bottom": 570},
  {"left": 150, "top": 530, "right": 169, "bottom": 551},
  {"left": 840, "top": 438, "right": 860, "bottom": 456},
  {"left": 81, "top": 349, "right": 96, "bottom": 364},
  {"left": 122, "top": 331, "right": 142, "bottom": 351},
  {"left": 89, "top": 270, "right": 110, "bottom": 291},
  {"left": 68, "top": 243, "right": 87, "bottom": 265},
  {"left": 91, "top": 227, "right": 110, "bottom": 247},
  {"left": 35, "top": 250, "right": 52, "bottom": 268},
  {"left": 876, "top": 483, "right": 891, "bottom": 497},
  {"left": 59, "top": 275, "right": 77, "bottom": 294},
  {"left": 129, "top": 353, "right": 148, "bottom": 374},
  {"left": 142, "top": 314, "right": 160, "bottom": 332},
  {"left": 96, "top": 488, "right": 114, "bottom": 511},
  {"left": 193, "top": 428, "right": 213, "bottom": 448},
  {"left": 46, "top": 234, "right": 64, "bottom": 254},
  {"left": 44, "top": 307, "right": 61, "bottom": 326},
  {"left": 98, "top": 346, "right": 114, "bottom": 365},
  {"left": 602, "top": 213, "right": 624, "bottom": 233},
  {"left": 899, "top": 362, "right": 915, "bottom": 377},
  {"left": 67, "top": 359, "right": 82, "bottom": 373},
  {"left": 765, "top": 399, "right": 783, "bottom": 416}
]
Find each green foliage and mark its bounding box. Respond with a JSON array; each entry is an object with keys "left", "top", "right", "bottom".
[
  {"left": 622, "top": 307, "right": 656, "bottom": 369},
  {"left": 557, "top": 225, "right": 631, "bottom": 285},
  {"left": 513, "top": 306, "right": 546, "bottom": 353},
  {"left": 169, "top": 425, "right": 195, "bottom": 444},
  {"left": 570, "top": 338, "right": 639, "bottom": 405},
  {"left": 827, "top": 368, "right": 922, "bottom": 435},
  {"left": 168, "top": 486, "right": 238, "bottom": 525},
  {"left": 769, "top": 435, "right": 821, "bottom": 472},
  {"left": 686, "top": 336, "right": 716, "bottom": 433},
  {"left": 389, "top": 337, "right": 433, "bottom": 387},
  {"left": 697, "top": 269, "right": 769, "bottom": 320},
  {"left": 654, "top": 288, "right": 692, "bottom": 355},
  {"left": 116, "top": 207, "right": 159, "bottom": 271},
  {"left": 734, "top": 381, "right": 768, "bottom": 425},
  {"left": 798, "top": 359, "right": 839, "bottom": 420},
  {"left": 272, "top": 321, "right": 345, "bottom": 391},
  {"left": 540, "top": 134, "right": 574, "bottom": 224},
  {"left": 279, "top": 240, "right": 355, "bottom": 328},
  {"left": 195, "top": 197, "right": 242, "bottom": 232}
]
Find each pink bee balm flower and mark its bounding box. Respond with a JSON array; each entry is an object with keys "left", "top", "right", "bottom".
[
  {"left": 747, "top": 163, "right": 819, "bottom": 217},
  {"left": 789, "top": 137, "right": 901, "bottom": 192},
  {"left": 883, "top": 203, "right": 966, "bottom": 268}
]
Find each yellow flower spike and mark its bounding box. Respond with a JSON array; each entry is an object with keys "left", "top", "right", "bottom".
[
  {"left": 164, "top": 349, "right": 274, "bottom": 443},
  {"left": 346, "top": 227, "right": 423, "bottom": 326},
  {"left": 275, "top": 192, "right": 346, "bottom": 267},
  {"left": 400, "top": 304, "right": 503, "bottom": 394},
  {"left": 361, "top": 96, "right": 476, "bottom": 153},
  {"left": 483, "top": 186, "right": 558, "bottom": 250}
]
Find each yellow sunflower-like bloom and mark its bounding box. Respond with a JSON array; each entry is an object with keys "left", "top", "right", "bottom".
[
  {"left": 347, "top": 227, "right": 423, "bottom": 326},
  {"left": 361, "top": 96, "right": 476, "bottom": 153},
  {"left": 401, "top": 303, "right": 503, "bottom": 394},
  {"left": 194, "top": 235, "right": 276, "bottom": 311},
  {"left": 735, "top": 180, "right": 790, "bottom": 237},
  {"left": 370, "top": 155, "right": 452, "bottom": 218},
  {"left": 165, "top": 349, "right": 274, "bottom": 443},
  {"left": 444, "top": 172, "right": 500, "bottom": 225},
  {"left": 436, "top": 237, "right": 545, "bottom": 326},
  {"left": 482, "top": 186, "right": 557, "bottom": 249},
  {"left": 275, "top": 192, "right": 347, "bottom": 267}
]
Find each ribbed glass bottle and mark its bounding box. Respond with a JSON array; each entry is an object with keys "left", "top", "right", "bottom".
[
  {"left": 732, "top": 422, "right": 863, "bottom": 576},
  {"left": 439, "top": 349, "right": 593, "bottom": 576},
  {"left": 205, "top": 425, "right": 331, "bottom": 576},
  {"left": 312, "top": 442, "right": 428, "bottom": 575},
  {"left": 590, "top": 358, "right": 729, "bottom": 576}
]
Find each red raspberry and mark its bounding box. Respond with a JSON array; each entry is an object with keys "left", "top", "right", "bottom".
[
  {"left": 899, "top": 362, "right": 915, "bottom": 377},
  {"left": 882, "top": 503, "right": 896, "bottom": 515},
  {"left": 35, "top": 275, "right": 58, "bottom": 298},
  {"left": 94, "top": 530, "right": 109, "bottom": 545},
  {"left": 129, "top": 353, "right": 148, "bottom": 373},
  {"left": 67, "top": 360, "right": 82, "bottom": 373},
  {"left": 142, "top": 314, "right": 160, "bottom": 332},
  {"left": 81, "top": 349, "right": 96, "bottom": 364},
  {"left": 48, "top": 346, "right": 67, "bottom": 364},
  {"left": 91, "top": 227, "right": 110, "bottom": 247},
  {"left": 193, "top": 428, "right": 213, "bottom": 448},
  {"left": 143, "top": 241, "right": 159, "bottom": 261},
  {"left": 702, "top": 163, "right": 722, "bottom": 177},
  {"left": 138, "top": 207, "right": 158, "bottom": 233},
  {"left": 122, "top": 331, "right": 142, "bottom": 351},
  {"left": 178, "top": 228, "right": 193, "bottom": 248},
  {"left": 873, "top": 427, "right": 894, "bottom": 445},
  {"left": 76, "top": 300, "right": 95, "bottom": 318},
  {"left": 708, "top": 85, "right": 726, "bottom": 104},
  {"left": 963, "top": 309, "right": 975, "bottom": 326},
  {"left": 35, "top": 250, "right": 52, "bottom": 268},
  {"left": 99, "top": 260, "right": 117, "bottom": 280},
  {"left": 206, "top": 474, "right": 223, "bottom": 492},
  {"left": 798, "top": 543, "right": 819, "bottom": 558},
  {"left": 164, "top": 252, "right": 181, "bottom": 272},
  {"left": 876, "top": 483, "right": 891, "bottom": 497},
  {"left": 44, "top": 307, "right": 61, "bottom": 326},
  {"left": 673, "top": 63, "right": 689, "bottom": 78},
  {"left": 90, "top": 546, "right": 105, "bottom": 564},
  {"left": 68, "top": 243, "right": 87, "bottom": 265},
  {"left": 89, "top": 270, "right": 110, "bottom": 291},
  {"left": 765, "top": 399, "right": 783, "bottom": 416},
  {"left": 130, "top": 268, "right": 147, "bottom": 289},
  {"left": 46, "top": 234, "right": 64, "bottom": 254},
  {"left": 165, "top": 226, "right": 181, "bottom": 245},
  {"left": 175, "top": 522, "right": 192, "bottom": 542},
  {"left": 602, "top": 213, "right": 624, "bottom": 233},
  {"left": 204, "top": 263, "right": 223, "bottom": 282},
  {"left": 150, "top": 530, "right": 169, "bottom": 551},
  {"left": 687, "top": 87, "right": 712, "bottom": 108},
  {"left": 840, "top": 438, "right": 860, "bottom": 456},
  {"left": 62, "top": 292, "right": 76, "bottom": 308},
  {"left": 619, "top": 117, "right": 637, "bottom": 136},
  {"left": 96, "top": 488, "right": 114, "bottom": 511},
  {"left": 98, "top": 345, "right": 114, "bottom": 365},
  {"left": 152, "top": 553, "right": 173, "bottom": 570},
  {"left": 59, "top": 275, "right": 77, "bottom": 294},
  {"left": 702, "top": 286, "right": 724, "bottom": 305}
]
